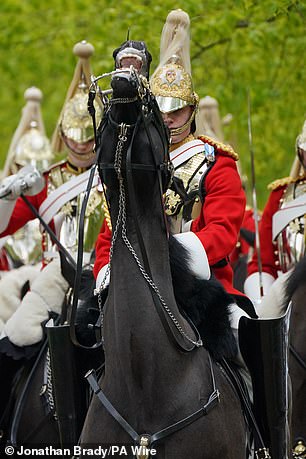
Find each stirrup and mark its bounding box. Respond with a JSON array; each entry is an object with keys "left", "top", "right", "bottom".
[
  {"left": 255, "top": 448, "right": 271, "bottom": 459},
  {"left": 293, "top": 438, "right": 306, "bottom": 457}
]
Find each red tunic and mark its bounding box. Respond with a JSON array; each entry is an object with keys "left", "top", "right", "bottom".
[
  {"left": 94, "top": 139, "right": 246, "bottom": 298},
  {"left": 0, "top": 187, "right": 47, "bottom": 238},
  {"left": 247, "top": 186, "right": 285, "bottom": 279},
  {"left": 0, "top": 161, "right": 82, "bottom": 258}
]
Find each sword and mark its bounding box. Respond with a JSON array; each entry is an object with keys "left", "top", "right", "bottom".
[{"left": 248, "top": 90, "right": 264, "bottom": 298}]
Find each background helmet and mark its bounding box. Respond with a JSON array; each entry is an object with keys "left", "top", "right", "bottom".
[
  {"left": 195, "top": 96, "right": 233, "bottom": 141},
  {"left": 1, "top": 86, "right": 53, "bottom": 178},
  {"left": 60, "top": 84, "right": 101, "bottom": 145},
  {"left": 51, "top": 40, "right": 102, "bottom": 158},
  {"left": 290, "top": 119, "right": 306, "bottom": 178}
]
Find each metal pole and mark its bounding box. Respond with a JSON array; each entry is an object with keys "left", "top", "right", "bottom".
[{"left": 248, "top": 90, "right": 264, "bottom": 298}]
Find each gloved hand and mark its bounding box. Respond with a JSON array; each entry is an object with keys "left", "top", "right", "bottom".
[
  {"left": 0, "top": 264, "right": 40, "bottom": 333},
  {"left": 0, "top": 165, "right": 45, "bottom": 200},
  {"left": 2, "top": 258, "right": 68, "bottom": 346}
]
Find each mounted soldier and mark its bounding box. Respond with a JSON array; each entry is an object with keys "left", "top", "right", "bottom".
[
  {"left": 0, "top": 87, "right": 53, "bottom": 275},
  {"left": 0, "top": 40, "right": 103, "bottom": 443},
  {"left": 244, "top": 120, "right": 306, "bottom": 456},
  {"left": 146, "top": 9, "right": 290, "bottom": 458},
  {"left": 0, "top": 87, "right": 54, "bottom": 331},
  {"left": 0, "top": 40, "right": 103, "bottom": 346},
  {"left": 245, "top": 118, "right": 306, "bottom": 313},
  {"left": 95, "top": 11, "right": 254, "bottom": 321}
]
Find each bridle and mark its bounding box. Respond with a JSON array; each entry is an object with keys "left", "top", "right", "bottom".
[{"left": 93, "top": 68, "right": 204, "bottom": 353}]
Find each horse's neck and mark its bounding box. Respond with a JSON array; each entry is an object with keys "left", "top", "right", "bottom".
[{"left": 104, "top": 215, "right": 194, "bottom": 390}]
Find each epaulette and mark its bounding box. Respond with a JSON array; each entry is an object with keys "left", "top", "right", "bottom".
[
  {"left": 197, "top": 135, "right": 239, "bottom": 161},
  {"left": 47, "top": 159, "right": 67, "bottom": 172},
  {"left": 268, "top": 174, "right": 306, "bottom": 191}
]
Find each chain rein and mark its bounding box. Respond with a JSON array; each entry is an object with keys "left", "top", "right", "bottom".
[{"left": 96, "top": 115, "right": 202, "bottom": 349}]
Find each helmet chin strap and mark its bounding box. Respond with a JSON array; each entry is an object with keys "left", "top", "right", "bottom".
[
  {"left": 67, "top": 150, "right": 96, "bottom": 169},
  {"left": 169, "top": 108, "right": 196, "bottom": 136}
]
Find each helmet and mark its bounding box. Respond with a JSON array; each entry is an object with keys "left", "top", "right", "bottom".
[
  {"left": 195, "top": 96, "right": 224, "bottom": 141},
  {"left": 60, "top": 85, "right": 100, "bottom": 144},
  {"left": 150, "top": 59, "right": 198, "bottom": 114},
  {"left": 290, "top": 119, "right": 306, "bottom": 177},
  {"left": 51, "top": 40, "right": 103, "bottom": 163},
  {"left": 113, "top": 40, "right": 152, "bottom": 79},
  {"left": 150, "top": 10, "right": 199, "bottom": 136},
  {"left": 296, "top": 120, "right": 306, "bottom": 152},
  {"left": 2, "top": 87, "right": 53, "bottom": 177},
  {"left": 14, "top": 120, "right": 53, "bottom": 171}
]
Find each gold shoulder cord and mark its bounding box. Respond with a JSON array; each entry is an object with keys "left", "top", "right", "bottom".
[
  {"left": 268, "top": 173, "right": 306, "bottom": 191},
  {"left": 197, "top": 135, "right": 239, "bottom": 161}
]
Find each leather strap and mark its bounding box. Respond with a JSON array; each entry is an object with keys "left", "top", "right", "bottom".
[{"left": 86, "top": 362, "right": 220, "bottom": 447}]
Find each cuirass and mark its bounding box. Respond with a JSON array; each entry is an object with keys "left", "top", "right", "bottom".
[
  {"left": 43, "top": 165, "right": 103, "bottom": 264},
  {"left": 5, "top": 220, "right": 42, "bottom": 265},
  {"left": 164, "top": 152, "right": 212, "bottom": 233},
  {"left": 276, "top": 180, "right": 306, "bottom": 271}
]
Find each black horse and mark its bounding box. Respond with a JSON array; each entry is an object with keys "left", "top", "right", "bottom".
[{"left": 79, "top": 67, "right": 249, "bottom": 458}]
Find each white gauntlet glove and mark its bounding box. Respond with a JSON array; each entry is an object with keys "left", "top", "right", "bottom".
[
  {"left": 0, "top": 166, "right": 45, "bottom": 233},
  {"left": 2, "top": 258, "right": 68, "bottom": 346},
  {"left": 0, "top": 165, "right": 45, "bottom": 200},
  {"left": 0, "top": 264, "right": 40, "bottom": 333}
]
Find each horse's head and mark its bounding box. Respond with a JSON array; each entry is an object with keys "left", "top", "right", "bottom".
[
  {"left": 95, "top": 62, "right": 171, "bottom": 207},
  {"left": 113, "top": 40, "right": 152, "bottom": 79}
]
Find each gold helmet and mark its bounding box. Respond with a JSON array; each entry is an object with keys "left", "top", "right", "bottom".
[
  {"left": 151, "top": 58, "right": 198, "bottom": 114},
  {"left": 60, "top": 84, "right": 98, "bottom": 144},
  {"left": 195, "top": 96, "right": 223, "bottom": 141},
  {"left": 51, "top": 40, "right": 103, "bottom": 160},
  {"left": 150, "top": 10, "right": 199, "bottom": 115},
  {"left": 2, "top": 87, "right": 53, "bottom": 177},
  {"left": 290, "top": 119, "right": 306, "bottom": 178}
]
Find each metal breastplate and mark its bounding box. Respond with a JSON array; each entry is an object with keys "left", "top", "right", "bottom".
[
  {"left": 276, "top": 180, "right": 306, "bottom": 271},
  {"left": 5, "top": 220, "right": 42, "bottom": 265},
  {"left": 43, "top": 165, "right": 103, "bottom": 265},
  {"left": 164, "top": 151, "right": 213, "bottom": 234}
]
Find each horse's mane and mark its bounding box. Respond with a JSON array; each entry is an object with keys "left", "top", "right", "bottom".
[{"left": 169, "top": 234, "right": 237, "bottom": 361}]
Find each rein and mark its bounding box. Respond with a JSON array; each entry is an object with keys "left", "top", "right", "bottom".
[
  {"left": 85, "top": 352, "right": 220, "bottom": 448},
  {"left": 97, "top": 88, "right": 203, "bottom": 352}
]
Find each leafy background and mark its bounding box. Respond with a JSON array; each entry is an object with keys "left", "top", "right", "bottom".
[{"left": 1, "top": 0, "right": 305, "bottom": 208}]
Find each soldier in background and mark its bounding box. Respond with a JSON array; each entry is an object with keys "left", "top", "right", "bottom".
[
  {"left": 0, "top": 40, "right": 103, "bottom": 348},
  {"left": 245, "top": 118, "right": 306, "bottom": 315},
  {"left": 195, "top": 95, "right": 255, "bottom": 293},
  {"left": 0, "top": 87, "right": 53, "bottom": 273}
]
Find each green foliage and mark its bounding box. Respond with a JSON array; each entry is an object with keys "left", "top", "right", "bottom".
[{"left": 0, "top": 0, "right": 305, "bottom": 208}]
